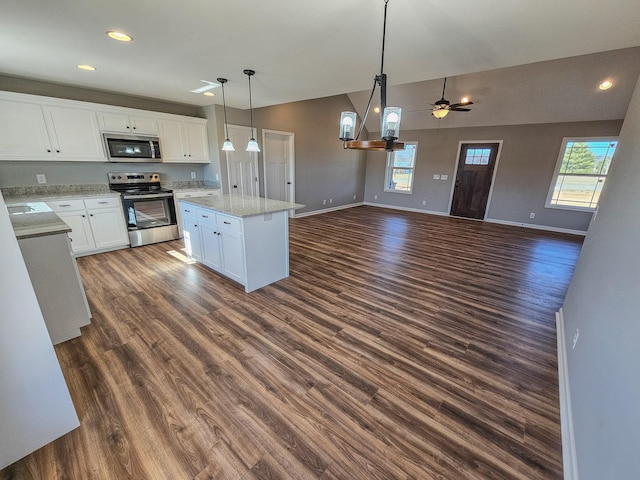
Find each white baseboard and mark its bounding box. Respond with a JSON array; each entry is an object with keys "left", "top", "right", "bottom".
[
  {"left": 294, "top": 202, "right": 364, "bottom": 218},
  {"left": 556, "top": 308, "right": 579, "bottom": 480},
  {"left": 486, "top": 218, "right": 587, "bottom": 236},
  {"left": 363, "top": 201, "right": 448, "bottom": 216}
]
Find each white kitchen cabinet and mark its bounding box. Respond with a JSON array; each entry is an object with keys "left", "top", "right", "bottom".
[
  {"left": 181, "top": 205, "right": 202, "bottom": 262},
  {"left": 218, "top": 224, "right": 245, "bottom": 284},
  {"left": 160, "top": 119, "right": 209, "bottom": 163},
  {"left": 42, "top": 106, "right": 105, "bottom": 161},
  {"left": 98, "top": 112, "right": 158, "bottom": 135},
  {"left": 47, "top": 196, "right": 129, "bottom": 255},
  {"left": 0, "top": 99, "right": 53, "bottom": 159},
  {"left": 174, "top": 189, "right": 221, "bottom": 237}
]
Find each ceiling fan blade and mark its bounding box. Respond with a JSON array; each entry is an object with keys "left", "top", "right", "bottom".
[
  {"left": 449, "top": 101, "right": 474, "bottom": 108},
  {"left": 449, "top": 107, "right": 472, "bottom": 112}
]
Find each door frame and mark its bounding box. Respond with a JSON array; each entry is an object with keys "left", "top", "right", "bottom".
[
  {"left": 225, "top": 124, "right": 259, "bottom": 196},
  {"left": 261, "top": 129, "right": 295, "bottom": 212},
  {"left": 447, "top": 140, "right": 503, "bottom": 220}
]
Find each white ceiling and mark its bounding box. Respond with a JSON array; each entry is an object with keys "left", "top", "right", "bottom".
[{"left": 1, "top": 0, "right": 640, "bottom": 116}]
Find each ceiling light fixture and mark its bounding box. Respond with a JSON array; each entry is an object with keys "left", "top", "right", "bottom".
[
  {"left": 107, "top": 31, "right": 132, "bottom": 42},
  {"left": 203, "top": 92, "right": 215, "bottom": 97},
  {"left": 339, "top": 0, "right": 404, "bottom": 152},
  {"left": 244, "top": 69, "right": 260, "bottom": 153},
  {"left": 461, "top": 97, "right": 470, "bottom": 104},
  {"left": 217, "top": 77, "right": 235, "bottom": 152},
  {"left": 599, "top": 80, "right": 613, "bottom": 90},
  {"left": 432, "top": 108, "right": 449, "bottom": 119},
  {"left": 76, "top": 64, "right": 96, "bottom": 71}
]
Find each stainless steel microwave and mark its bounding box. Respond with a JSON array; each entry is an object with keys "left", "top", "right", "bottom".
[{"left": 103, "top": 134, "right": 162, "bottom": 162}]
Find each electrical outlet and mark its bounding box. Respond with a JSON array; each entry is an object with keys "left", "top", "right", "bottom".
[
  {"left": 353, "top": 194, "right": 356, "bottom": 200},
  {"left": 215, "top": 173, "right": 219, "bottom": 181},
  {"left": 441, "top": 174, "right": 449, "bottom": 180},
  {"left": 572, "top": 329, "right": 580, "bottom": 349},
  {"left": 191, "top": 172, "right": 197, "bottom": 179},
  {"left": 433, "top": 174, "right": 440, "bottom": 180},
  {"left": 374, "top": 194, "right": 378, "bottom": 200},
  {"left": 329, "top": 198, "right": 333, "bottom": 204},
  {"left": 422, "top": 200, "right": 427, "bottom": 206},
  {"left": 323, "top": 199, "right": 326, "bottom": 205},
  {"left": 36, "top": 174, "right": 46, "bottom": 184},
  {"left": 529, "top": 212, "right": 536, "bottom": 219}
]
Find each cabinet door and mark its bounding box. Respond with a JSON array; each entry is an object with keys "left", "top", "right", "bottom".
[
  {"left": 87, "top": 207, "right": 129, "bottom": 249},
  {"left": 98, "top": 112, "right": 131, "bottom": 133},
  {"left": 181, "top": 210, "right": 202, "bottom": 261},
  {"left": 159, "top": 119, "right": 187, "bottom": 162},
  {"left": 130, "top": 115, "right": 158, "bottom": 135},
  {"left": 57, "top": 211, "right": 95, "bottom": 254},
  {"left": 200, "top": 224, "right": 222, "bottom": 271},
  {"left": 43, "top": 106, "right": 105, "bottom": 160},
  {"left": 0, "top": 100, "right": 53, "bottom": 159},
  {"left": 184, "top": 122, "right": 209, "bottom": 162},
  {"left": 220, "top": 229, "right": 245, "bottom": 285}
]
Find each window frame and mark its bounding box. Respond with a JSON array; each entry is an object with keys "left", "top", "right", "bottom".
[
  {"left": 384, "top": 142, "right": 417, "bottom": 194},
  {"left": 545, "top": 136, "right": 618, "bottom": 212}
]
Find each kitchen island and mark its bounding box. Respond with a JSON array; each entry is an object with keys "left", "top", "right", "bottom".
[
  {"left": 179, "top": 195, "right": 304, "bottom": 292},
  {"left": 8, "top": 201, "right": 91, "bottom": 344}
]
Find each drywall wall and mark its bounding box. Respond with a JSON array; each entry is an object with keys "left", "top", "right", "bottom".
[
  {"left": 0, "top": 74, "right": 201, "bottom": 117},
  {"left": 560, "top": 73, "right": 640, "bottom": 479},
  {"left": 0, "top": 192, "right": 79, "bottom": 468},
  {"left": 364, "top": 120, "right": 622, "bottom": 232}
]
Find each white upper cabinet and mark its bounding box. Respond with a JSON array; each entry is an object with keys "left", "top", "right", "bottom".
[
  {"left": 159, "top": 119, "right": 209, "bottom": 163},
  {"left": 98, "top": 112, "right": 158, "bottom": 135},
  {"left": 0, "top": 99, "right": 54, "bottom": 159},
  {"left": 42, "top": 106, "right": 105, "bottom": 161}
]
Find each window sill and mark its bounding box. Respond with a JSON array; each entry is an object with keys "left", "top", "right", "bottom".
[
  {"left": 383, "top": 189, "right": 413, "bottom": 195},
  {"left": 544, "top": 203, "right": 596, "bottom": 213}
]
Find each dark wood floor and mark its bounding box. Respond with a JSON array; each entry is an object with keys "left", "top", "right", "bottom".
[{"left": 1, "top": 206, "right": 583, "bottom": 480}]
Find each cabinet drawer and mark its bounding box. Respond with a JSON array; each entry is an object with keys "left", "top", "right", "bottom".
[
  {"left": 216, "top": 214, "right": 242, "bottom": 232},
  {"left": 180, "top": 204, "right": 197, "bottom": 219},
  {"left": 47, "top": 199, "right": 85, "bottom": 211},
  {"left": 84, "top": 196, "right": 121, "bottom": 209},
  {"left": 197, "top": 209, "right": 216, "bottom": 227}
]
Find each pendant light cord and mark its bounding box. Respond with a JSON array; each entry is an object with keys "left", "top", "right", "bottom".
[
  {"left": 221, "top": 82, "right": 230, "bottom": 139},
  {"left": 248, "top": 74, "right": 254, "bottom": 135},
  {"left": 380, "top": 0, "right": 389, "bottom": 77}
]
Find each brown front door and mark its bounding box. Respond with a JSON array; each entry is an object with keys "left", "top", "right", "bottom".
[{"left": 450, "top": 143, "right": 500, "bottom": 219}]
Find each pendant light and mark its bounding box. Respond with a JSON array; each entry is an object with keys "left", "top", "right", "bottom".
[
  {"left": 244, "top": 69, "right": 261, "bottom": 152},
  {"left": 339, "top": 0, "right": 404, "bottom": 152},
  {"left": 217, "top": 77, "right": 235, "bottom": 152}
]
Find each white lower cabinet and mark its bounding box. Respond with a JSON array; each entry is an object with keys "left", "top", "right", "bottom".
[
  {"left": 174, "top": 189, "right": 221, "bottom": 237},
  {"left": 179, "top": 201, "right": 291, "bottom": 292},
  {"left": 47, "top": 196, "right": 129, "bottom": 255}
]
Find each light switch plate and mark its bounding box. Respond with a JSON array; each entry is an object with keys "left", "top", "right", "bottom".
[
  {"left": 433, "top": 174, "right": 440, "bottom": 180},
  {"left": 441, "top": 174, "right": 449, "bottom": 180},
  {"left": 190, "top": 172, "right": 197, "bottom": 179}
]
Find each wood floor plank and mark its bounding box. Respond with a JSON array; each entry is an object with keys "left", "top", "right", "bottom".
[{"left": 1, "top": 206, "right": 582, "bottom": 479}]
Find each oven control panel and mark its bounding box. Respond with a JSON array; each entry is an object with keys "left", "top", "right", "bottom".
[{"left": 108, "top": 173, "right": 160, "bottom": 185}]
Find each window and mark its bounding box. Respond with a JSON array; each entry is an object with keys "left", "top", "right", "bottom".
[
  {"left": 385, "top": 142, "right": 417, "bottom": 194},
  {"left": 464, "top": 147, "right": 492, "bottom": 165},
  {"left": 546, "top": 137, "right": 618, "bottom": 211}
]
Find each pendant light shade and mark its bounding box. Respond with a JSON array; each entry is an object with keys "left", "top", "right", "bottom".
[
  {"left": 217, "top": 77, "right": 235, "bottom": 152},
  {"left": 244, "top": 69, "right": 260, "bottom": 153}
]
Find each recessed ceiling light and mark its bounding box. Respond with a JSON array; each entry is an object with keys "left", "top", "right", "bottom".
[
  {"left": 374, "top": 107, "right": 380, "bottom": 113},
  {"left": 203, "top": 92, "right": 215, "bottom": 97},
  {"left": 107, "top": 31, "right": 132, "bottom": 42},
  {"left": 461, "top": 96, "right": 470, "bottom": 103},
  {"left": 76, "top": 64, "right": 96, "bottom": 71},
  {"left": 599, "top": 80, "right": 613, "bottom": 90}
]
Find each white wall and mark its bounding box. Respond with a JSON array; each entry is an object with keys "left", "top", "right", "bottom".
[
  {"left": 0, "top": 193, "right": 79, "bottom": 469},
  {"left": 561, "top": 75, "right": 640, "bottom": 478}
]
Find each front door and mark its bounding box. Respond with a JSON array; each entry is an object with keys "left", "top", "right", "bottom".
[
  {"left": 226, "top": 125, "right": 259, "bottom": 197},
  {"left": 262, "top": 130, "right": 294, "bottom": 206},
  {"left": 450, "top": 142, "right": 500, "bottom": 219}
]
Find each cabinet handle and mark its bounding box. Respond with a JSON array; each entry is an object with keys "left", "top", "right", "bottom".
[
  {"left": 82, "top": 214, "right": 86, "bottom": 217},
  {"left": 126, "top": 125, "right": 130, "bottom": 129},
  {"left": 184, "top": 209, "right": 191, "bottom": 213},
  {"left": 47, "top": 149, "right": 51, "bottom": 153},
  {"left": 133, "top": 126, "right": 136, "bottom": 130},
  {"left": 223, "top": 221, "right": 231, "bottom": 225},
  {"left": 202, "top": 215, "right": 209, "bottom": 218},
  {"left": 56, "top": 150, "right": 60, "bottom": 153},
  {"left": 59, "top": 204, "right": 71, "bottom": 207},
  {"left": 188, "top": 154, "right": 191, "bottom": 157},
  {"left": 98, "top": 201, "right": 108, "bottom": 204},
  {"left": 90, "top": 214, "right": 94, "bottom": 217}
]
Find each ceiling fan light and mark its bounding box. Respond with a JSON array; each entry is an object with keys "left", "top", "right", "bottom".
[
  {"left": 246, "top": 138, "right": 261, "bottom": 152},
  {"left": 432, "top": 108, "right": 449, "bottom": 119},
  {"left": 222, "top": 139, "right": 235, "bottom": 151}
]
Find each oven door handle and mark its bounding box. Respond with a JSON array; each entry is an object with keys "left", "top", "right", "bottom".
[{"left": 122, "top": 193, "right": 173, "bottom": 200}]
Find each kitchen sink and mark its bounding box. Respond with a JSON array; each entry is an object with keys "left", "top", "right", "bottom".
[{"left": 6, "top": 202, "right": 52, "bottom": 215}]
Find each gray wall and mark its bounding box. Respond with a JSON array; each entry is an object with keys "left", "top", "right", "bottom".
[
  {"left": 206, "top": 95, "right": 367, "bottom": 212},
  {"left": 364, "top": 120, "right": 622, "bottom": 232},
  {"left": 561, "top": 74, "right": 640, "bottom": 478}
]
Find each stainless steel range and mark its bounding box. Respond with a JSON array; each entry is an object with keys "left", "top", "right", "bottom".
[{"left": 108, "top": 172, "right": 178, "bottom": 247}]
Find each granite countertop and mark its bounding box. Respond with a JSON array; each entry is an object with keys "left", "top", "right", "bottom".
[
  {"left": 4, "top": 191, "right": 120, "bottom": 203},
  {"left": 172, "top": 186, "right": 221, "bottom": 194},
  {"left": 7, "top": 202, "right": 71, "bottom": 240},
  {"left": 179, "top": 194, "right": 304, "bottom": 218}
]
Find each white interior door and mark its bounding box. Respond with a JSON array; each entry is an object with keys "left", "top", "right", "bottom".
[
  {"left": 226, "top": 125, "right": 259, "bottom": 197},
  {"left": 262, "top": 130, "right": 295, "bottom": 207}
]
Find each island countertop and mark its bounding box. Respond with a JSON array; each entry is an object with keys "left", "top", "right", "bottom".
[
  {"left": 6, "top": 202, "right": 71, "bottom": 240},
  {"left": 179, "top": 194, "right": 304, "bottom": 218}
]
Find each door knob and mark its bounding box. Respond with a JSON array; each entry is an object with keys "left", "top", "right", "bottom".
[
  {"left": 287, "top": 182, "right": 292, "bottom": 185},
  {"left": 233, "top": 185, "right": 238, "bottom": 188}
]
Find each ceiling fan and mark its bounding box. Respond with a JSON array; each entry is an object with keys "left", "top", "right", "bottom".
[{"left": 430, "top": 77, "right": 473, "bottom": 119}]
